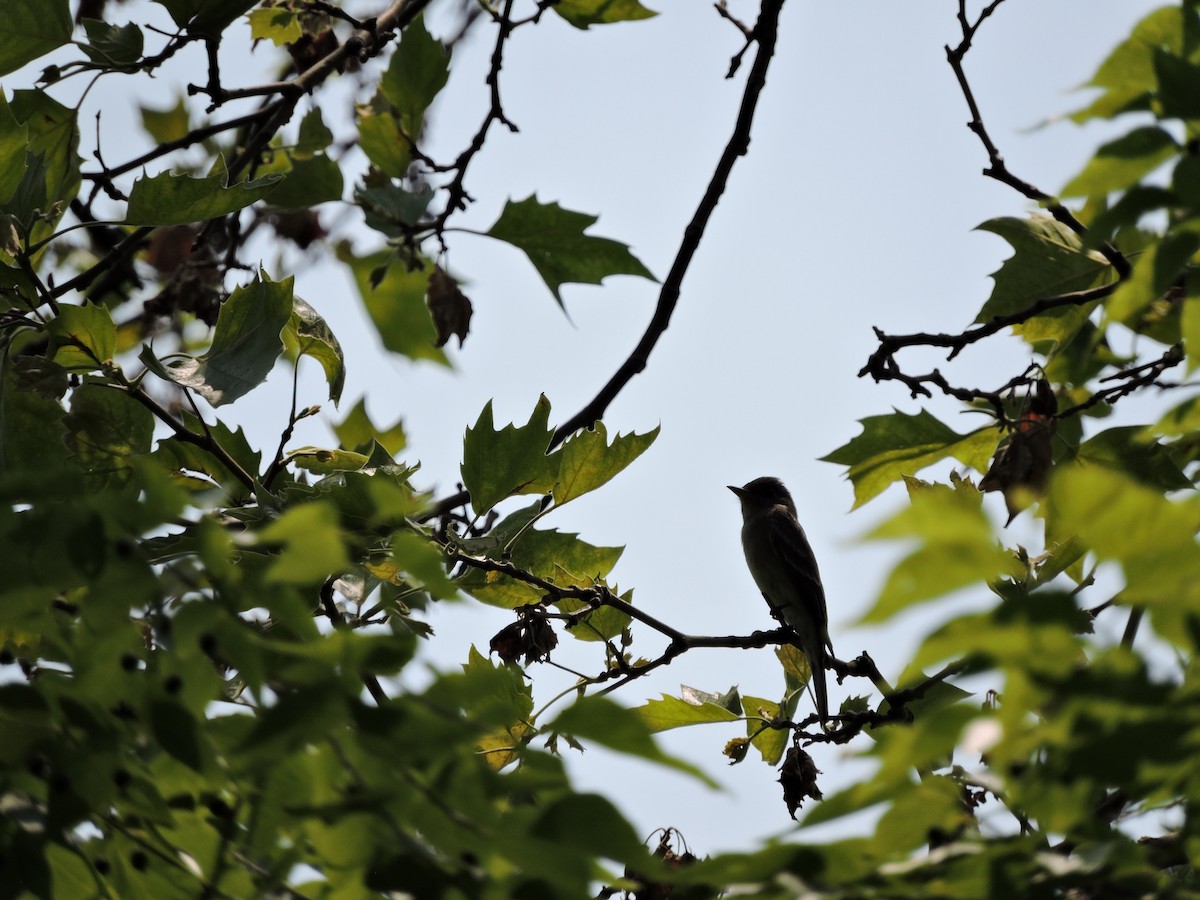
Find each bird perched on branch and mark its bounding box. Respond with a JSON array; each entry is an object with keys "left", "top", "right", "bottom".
[{"left": 729, "top": 477, "right": 832, "bottom": 721}]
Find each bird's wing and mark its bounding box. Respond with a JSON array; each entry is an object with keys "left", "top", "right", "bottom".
[{"left": 764, "top": 508, "right": 829, "bottom": 639}]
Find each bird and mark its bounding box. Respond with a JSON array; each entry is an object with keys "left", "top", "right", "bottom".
[{"left": 728, "top": 477, "right": 832, "bottom": 722}]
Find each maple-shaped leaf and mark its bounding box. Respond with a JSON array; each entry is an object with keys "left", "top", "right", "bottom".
[{"left": 485, "top": 195, "right": 655, "bottom": 309}]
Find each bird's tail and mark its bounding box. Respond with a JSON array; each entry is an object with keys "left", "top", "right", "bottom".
[{"left": 804, "top": 639, "right": 829, "bottom": 722}]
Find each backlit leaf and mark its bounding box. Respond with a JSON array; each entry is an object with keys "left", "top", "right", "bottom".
[
  {"left": 821, "top": 409, "right": 997, "bottom": 508},
  {"left": 552, "top": 421, "right": 659, "bottom": 506},
  {"left": 552, "top": 0, "right": 657, "bottom": 29},
  {"left": 974, "top": 215, "right": 1114, "bottom": 323},
  {"left": 284, "top": 296, "right": 345, "bottom": 405},
  {"left": 142, "top": 273, "right": 293, "bottom": 406},
  {"left": 126, "top": 168, "right": 280, "bottom": 226},
  {"left": 461, "top": 395, "right": 555, "bottom": 515},
  {"left": 338, "top": 245, "right": 447, "bottom": 365},
  {"left": 380, "top": 14, "right": 449, "bottom": 137},
  {"left": 485, "top": 195, "right": 655, "bottom": 309},
  {"left": 0, "top": 0, "right": 71, "bottom": 77}
]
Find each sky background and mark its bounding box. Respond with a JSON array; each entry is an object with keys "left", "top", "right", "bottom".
[{"left": 21, "top": 0, "right": 1165, "bottom": 856}]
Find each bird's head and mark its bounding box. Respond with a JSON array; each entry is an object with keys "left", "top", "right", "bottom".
[{"left": 728, "top": 476, "right": 797, "bottom": 517}]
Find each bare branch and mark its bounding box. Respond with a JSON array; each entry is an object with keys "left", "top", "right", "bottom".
[{"left": 551, "top": 0, "right": 788, "bottom": 448}]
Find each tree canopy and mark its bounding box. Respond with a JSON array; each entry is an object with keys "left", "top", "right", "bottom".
[{"left": 1, "top": 0, "right": 1199, "bottom": 897}]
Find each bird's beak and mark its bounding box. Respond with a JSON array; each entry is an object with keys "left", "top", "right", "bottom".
[{"left": 727, "top": 484, "right": 746, "bottom": 498}]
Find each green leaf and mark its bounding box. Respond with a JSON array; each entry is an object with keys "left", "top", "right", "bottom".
[
  {"left": 355, "top": 176, "right": 433, "bottom": 238},
  {"left": 264, "top": 153, "right": 343, "bottom": 210},
  {"left": 1109, "top": 231, "right": 1200, "bottom": 336},
  {"left": 380, "top": 14, "right": 450, "bottom": 137},
  {"left": 8, "top": 91, "right": 80, "bottom": 245},
  {"left": 284, "top": 296, "right": 345, "bottom": 405},
  {"left": 0, "top": 0, "right": 71, "bottom": 77},
  {"left": 552, "top": 0, "right": 657, "bottom": 29},
  {"left": 1184, "top": 292, "right": 1200, "bottom": 373},
  {"left": 140, "top": 98, "right": 189, "bottom": 144},
  {"left": 0, "top": 379, "right": 69, "bottom": 477},
  {"left": 291, "top": 447, "right": 369, "bottom": 475},
  {"left": 1074, "top": 426, "right": 1192, "bottom": 492},
  {"left": 356, "top": 97, "right": 410, "bottom": 179},
  {"left": 821, "top": 409, "right": 997, "bottom": 508},
  {"left": 295, "top": 108, "right": 334, "bottom": 157},
  {"left": 1050, "top": 466, "right": 1200, "bottom": 605},
  {"left": 248, "top": 6, "right": 303, "bottom": 45},
  {"left": 563, "top": 587, "right": 632, "bottom": 642},
  {"left": 1071, "top": 7, "right": 1181, "bottom": 123},
  {"left": 485, "top": 195, "right": 655, "bottom": 308},
  {"left": 257, "top": 502, "right": 350, "bottom": 584},
  {"left": 0, "top": 97, "right": 29, "bottom": 207},
  {"left": 125, "top": 168, "right": 281, "bottom": 226},
  {"left": 338, "top": 245, "right": 447, "bottom": 365},
  {"left": 742, "top": 694, "right": 787, "bottom": 765},
  {"left": 81, "top": 19, "right": 144, "bottom": 66},
  {"left": 153, "top": 0, "right": 257, "bottom": 36},
  {"left": 461, "top": 395, "right": 555, "bottom": 515},
  {"left": 63, "top": 382, "right": 154, "bottom": 490},
  {"left": 389, "top": 530, "right": 458, "bottom": 600},
  {"left": 457, "top": 521, "right": 623, "bottom": 609},
  {"left": 1081, "top": 185, "right": 1173, "bottom": 250},
  {"left": 143, "top": 272, "right": 293, "bottom": 406},
  {"left": 154, "top": 415, "right": 261, "bottom": 501},
  {"left": 974, "top": 215, "right": 1114, "bottom": 322},
  {"left": 874, "top": 776, "right": 972, "bottom": 856},
  {"left": 48, "top": 303, "right": 116, "bottom": 369},
  {"left": 149, "top": 699, "right": 209, "bottom": 772},
  {"left": 1062, "top": 126, "right": 1178, "bottom": 198},
  {"left": 914, "top": 593, "right": 1084, "bottom": 677},
  {"left": 633, "top": 691, "right": 742, "bottom": 732},
  {"left": 552, "top": 422, "right": 658, "bottom": 506},
  {"left": 864, "top": 480, "right": 1016, "bottom": 622},
  {"left": 529, "top": 793, "right": 649, "bottom": 863},
  {"left": 551, "top": 696, "right": 718, "bottom": 786},
  {"left": 1153, "top": 48, "right": 1200, "bottom": 120},
  {"left": 333, "top": 398, "right": 405, "bottom": 455}
]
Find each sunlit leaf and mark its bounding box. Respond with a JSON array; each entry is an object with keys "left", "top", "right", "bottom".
[{"left": 1050, "top": 466, "right": 1200, "bottom": 605}]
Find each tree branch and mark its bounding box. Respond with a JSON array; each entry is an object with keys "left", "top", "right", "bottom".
[
  {"left": 946, "top": 0, "right": 1129, "bottom": 277},
  {"left": 550, "top": 0, "right": 787, "bottom": 448}
]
